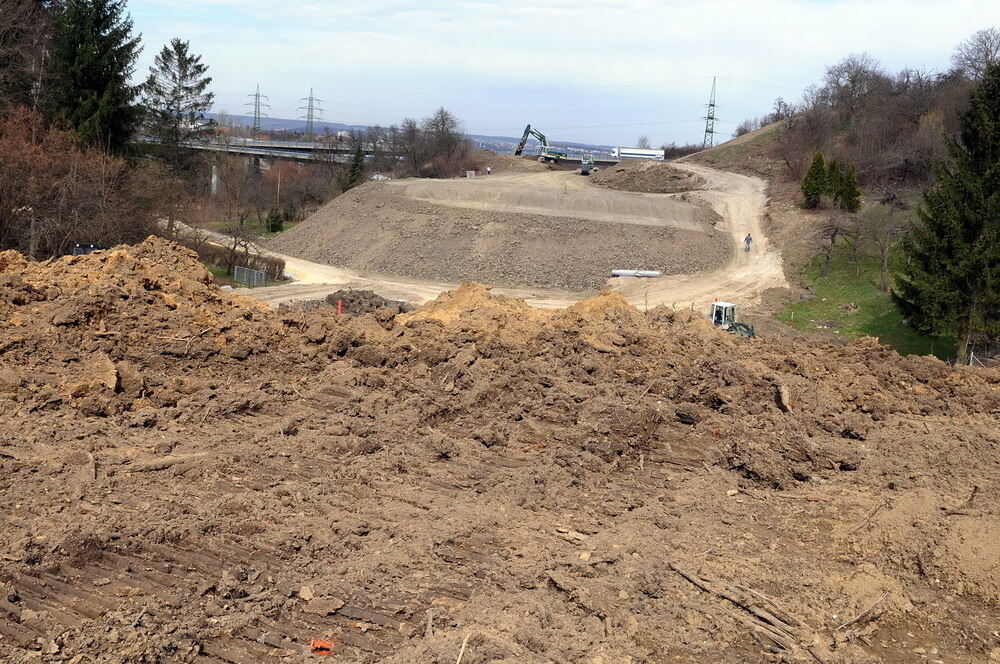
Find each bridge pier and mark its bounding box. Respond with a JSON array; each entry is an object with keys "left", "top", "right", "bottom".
[{"left": 210, "top": 161, "right": 219, "bottom": 197}]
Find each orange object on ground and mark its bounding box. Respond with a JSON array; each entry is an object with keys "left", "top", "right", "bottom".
[{"left": 310, "top": 639, "right": 335, "bottom": 655}]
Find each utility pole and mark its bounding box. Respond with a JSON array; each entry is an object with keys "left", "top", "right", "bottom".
[
  {"left": 298, "top": 88, "right": 323, "bottom": 140},
  {"left": 703, "top": 76, "right": 718, "bottom": 149},
  {"left": 246, "top": 84, "right": 270, "bottom": 140}
]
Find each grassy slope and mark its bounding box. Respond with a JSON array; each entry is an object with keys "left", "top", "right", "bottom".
[
  {"left": 776, "top": 246, "right": 952, "bottom": 359},
  {"left": 682, "top": 121, "right": 787, "bottom": 180}
]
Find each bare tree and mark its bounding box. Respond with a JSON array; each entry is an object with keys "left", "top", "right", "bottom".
[
  {"left": 214, "top": 153, "right": 260, "bottom": 228},
  {"left": 859, "top": 204, "right": 909, "bottom": 292},
  {"left": 822, "top": 53, "right": 887, "bottom": 120},
  {"left": 636, "top": 135, "right": 651, "bottom": 149},
  {"left": 0, "top": 108, "right": 157, "bottom": 258},
  {"left": 818, "top": 215, "right": 852, "bottom": 277},
  {"left": 0, "top": 0, "right": 53, "bottom": 111},
  {"left": 952, "top": 27, "right": 1000, "bottom": 80}
]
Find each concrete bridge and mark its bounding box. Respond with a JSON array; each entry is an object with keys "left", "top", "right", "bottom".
[
  {"left": 162, "top": 137, "right": 615, "bottom": 167},
  {"left": 174, "top": 137, "right": 365, "bottom": 163}
]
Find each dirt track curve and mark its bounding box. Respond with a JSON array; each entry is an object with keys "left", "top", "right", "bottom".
[{"left": 242, "top": 162, "right": 787, "bottom": 310}]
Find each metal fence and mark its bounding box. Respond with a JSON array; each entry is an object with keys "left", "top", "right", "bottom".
[{"left": 233, "top": 265, "right": 266, "bottom": 288}]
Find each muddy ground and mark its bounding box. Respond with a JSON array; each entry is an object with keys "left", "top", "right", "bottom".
[
  {"left": 1, "top": 238, "right": 998, "bottom": 664},
  {"left": 268, "top": 183, "right": 726, "bottom": 292}
]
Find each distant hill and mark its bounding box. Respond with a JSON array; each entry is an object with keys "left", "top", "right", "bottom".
[
  {"left": 208, "top": 113, "right": 366, "bottom": 134},
  {"left": 208, "top": 113, "right": 614, "bottom": 155}
]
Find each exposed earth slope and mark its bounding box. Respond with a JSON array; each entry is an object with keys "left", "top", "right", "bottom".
[
  {"left": 269, "top": 171, "right": 726, "bottom": 292},
  {"left": 0, "top": 239, "right": 997, "bottom": 663},
  {"left": 262, "top": 161, "right": 786, "bottom": 310}
]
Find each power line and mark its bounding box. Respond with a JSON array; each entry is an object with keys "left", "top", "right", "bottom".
[
  {"left": 703, "top": 76, "right": 718, "bottom": 149},
  {"left": 298, "top": 88, "right": 324, "bottom": 138},
  {"left": 246, "top": 84, "right": 270, "bottom": 139}
]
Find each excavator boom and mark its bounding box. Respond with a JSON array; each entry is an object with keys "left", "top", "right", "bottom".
[{"left": 514, "top": 124, "right": 548, "bottom": 156}]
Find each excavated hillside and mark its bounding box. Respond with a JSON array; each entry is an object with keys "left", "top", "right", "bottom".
[
  {"left": 268, "top": 181, "right": 727, "bottom": 292},
  {"left": 1, "top": 238, "right": 998, "bottom": 664}
]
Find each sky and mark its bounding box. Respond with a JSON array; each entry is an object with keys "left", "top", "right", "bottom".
[{"left": 128, "top": 0, "right": 1000, "bottom": 147}]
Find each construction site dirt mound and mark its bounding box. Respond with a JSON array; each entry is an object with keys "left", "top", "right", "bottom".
[
  {"left": 322, "top": 288, "right": 412, "bottom": 315},
  {"left": 269, "top": 182, "right": 727, "bottom": 292},
  {"left": 1, "top": 242, "right": 998, "bottom": 663},
  {"left": 592, "top": 159, "right": 708, "bottom": 193}
]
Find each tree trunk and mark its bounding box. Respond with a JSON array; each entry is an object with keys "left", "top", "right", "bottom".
[
  {"left": 956, "top": 325, "right": 972, "bottom": 365},
  {"left": 880, "top": 249, "right": 890, "bottom": 292}
]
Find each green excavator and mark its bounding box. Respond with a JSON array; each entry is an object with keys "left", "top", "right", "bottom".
[{"left": 514, "top": 124, "right": 567, "bottom": 163}]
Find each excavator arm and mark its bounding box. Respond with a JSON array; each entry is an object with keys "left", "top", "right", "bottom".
[{"left": 514, "top": 124, "right": 548, "bottom": 156}]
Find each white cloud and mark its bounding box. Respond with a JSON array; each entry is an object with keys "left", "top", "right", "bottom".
[{"left": 130, "top": 0, "right": 1000, "bottom": 144}]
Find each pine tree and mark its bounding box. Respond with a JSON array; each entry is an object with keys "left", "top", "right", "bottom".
[
  {"left": 892, "top": 63, "right": 1000, "bottom": 361},
  {"left": 339, "top": 145, "right": 365, "bottom": 191},
  {"left": 826, "top": 159, "right": 842, "bottom": 206},
  {"left": 50, "top": 0, "right": 141, "bottom": 153},
  {"left": 840, "top": 164, "right": 861, "bottom": 212},
  {"left": 801, "top": 151, "right": 826, "bottom": 208},
  {"left": 142, "top": 38, "right": 214, "bottom": 167}
]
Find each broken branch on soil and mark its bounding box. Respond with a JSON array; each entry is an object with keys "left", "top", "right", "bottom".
[
  {"left": 455, "top": 632, "right": 473, "bottom": 664},
  {"left": 125, "top": 453, "right": 209, "bottom": 473},
  {"left": 670, "top": 564, "right": 826, "bottom": 661},
  {"left": 848, "top": 499, "right": 889, "bottom": 533},
  {"left": 836, "top": 591, "right": 888, "bottom": 631}
]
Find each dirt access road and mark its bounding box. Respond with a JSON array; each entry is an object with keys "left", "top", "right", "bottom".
[{"left": 242, "top": 162, "right": 787, "bottom": 310}]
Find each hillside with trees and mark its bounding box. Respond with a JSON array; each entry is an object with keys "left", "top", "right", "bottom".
[
  {"left": 0, "top": 0, "right": 474, "bottom": 272},
  {"left": 721, "top": 27, "right": 1000, "bottom": 361},
  {"left": 737, "top": 28, "right": 998, "bottom": 187}
]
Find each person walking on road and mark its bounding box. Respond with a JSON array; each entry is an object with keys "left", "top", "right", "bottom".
[{"left": 744, "top": 233, "right": 753, "bottom": 252}]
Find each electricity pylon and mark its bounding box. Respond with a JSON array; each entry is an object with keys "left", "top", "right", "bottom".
[
  {"left": 703, "top": 76, "right": 718, "bottom": 149},
  {"left": 298, "top": 88, "right": 324, "bottom": 139},
  {"left": 246, "top": 84, "right": 270, "bottom": 139}
]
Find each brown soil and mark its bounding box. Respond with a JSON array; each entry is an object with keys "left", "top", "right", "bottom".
[
  {"left": 322, "top": 289, "right": 409, "bottom": 315},
  {"left": 591, "top": 160, "right": 707, "bottom": 193},
  {"left": 1, "top": 238, "right": 999, "bottom": 664},
  {"left": 268, "top": 183, "right": 727, "bottom": 292}
]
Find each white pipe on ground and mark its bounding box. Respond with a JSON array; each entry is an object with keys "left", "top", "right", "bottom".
[{"left": 611, "top": 269, "right": 663, "bottom": 278}]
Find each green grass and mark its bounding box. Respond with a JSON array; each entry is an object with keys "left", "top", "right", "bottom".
[
  {"left": 776, "top": 246, "right": 953, "bottom": 360},
  {"left": 206, "top": 265, "right": 233, "bottom": 283}
]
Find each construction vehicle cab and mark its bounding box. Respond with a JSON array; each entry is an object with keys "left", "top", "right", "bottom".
[
  {"left": 710, "top": 301, "right": 738, "bottom": 327},
  {"left": 580, "top": 154, "right": 596, "bottom": 175},
  {"left": 709, "top": 301, "right": 756, "bottom": 338}
]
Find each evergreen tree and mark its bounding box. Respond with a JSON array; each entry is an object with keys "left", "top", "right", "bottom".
[
  {"left": 339, "top": 145, "right": 365, "bottom": 191},
  {"left": 50, "top": 0, "right": 141, "bottom": 153},
  {"left": 839, "top": 164, "right": 861, "bottom": 212},
  {"left": 142, "top": 38, "right": 214, "bottom": 167},
  {"left": 892, "top": 63, "right": 1000, "bottom": 361},
  {"left": 826, "top": 159, "right": 842, "bottom": 206},
  {"left": 801, "top": 151, "right": 826, "bottom": 208}
]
